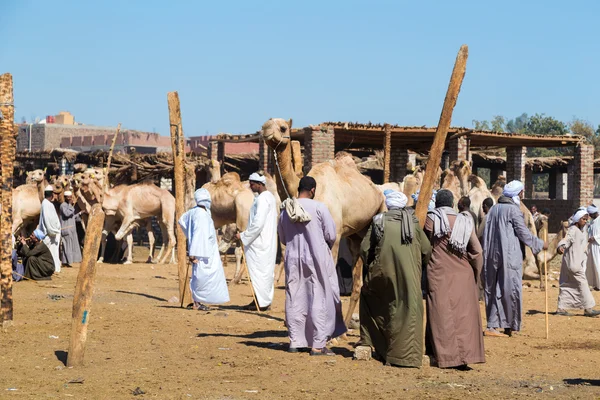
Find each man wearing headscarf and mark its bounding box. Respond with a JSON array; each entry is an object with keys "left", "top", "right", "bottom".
[
  {"left": 235, "top": 172, "right": 278, "bottom": 311},
  {"left": 424, "top": 189, "right": 485, "bottom": 370},
  {"left": 59, "top": 190, "right": 82, "bottom": 267},
  {"left": 278, "top": 176, "right": 346, "bottom": 356},
  {"left": 482, "top": 180, "right": 546, "bottom": 337},
  {"left": 358, "top": 190, "right": 431, "bottom": 367},
  {"left": 412, "top": 190, "right": 437, "bottom": 211},
  {"left": 16, "top": 229, "right": 55, "bottom": 280},
  {"left": 586, "top": 205, "right": 600, "bottom": 291},
  {"left": 178, "top": 188, "right": 229, "bottom": 310},
  {"left": 37, "top": 185, "right": 62, "bottom": 273},
  {"left": 555, "top": 208, "right": 599, "bottom": 317}
]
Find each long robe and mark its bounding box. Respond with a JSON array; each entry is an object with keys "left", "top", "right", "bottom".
[
  {"left": 558, "top": 225, "right": 595, "bottom": 310},
  {"left": 359, "top": 209, "right": 432, "bottom": 367},
  {"left": 17, "top": 241, "right": 54, "bottom": 280},
  {"left": 278, "top": 198, "right": 346, "bottom": 349},
  {"left": 586, "top": 217, "right": 600, "bottom": 289},
  {"left": 59, "top": 202, "right": 82, "bottom": 265},
  {"left": 424, "top": 213, "right": 485, "bottom": 368},
  {"left": 179, "top": 206, "right": 230, "bottom": 304},
  {"left": 482, "top": 197, "right": 543, "bottom": 331},
  {"left": 38, "top": 198, "right": 61, "bottom": 273},
  {"left": 240, "top": 191, "right": 278, "bottom": 308}
]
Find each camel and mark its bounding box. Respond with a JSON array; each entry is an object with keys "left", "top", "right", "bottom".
[
  {"left": 12, "top": 169, "right": 46, "bottom": 235},
  {"left": 536, "top": 217, "right": 568, "bottom": 283},
  {"left": 261, "top": 118, "right": 385, "bottom": 324},
  {"left": 441, "top": 169, "right": 462, "bottom": 206},
  {"left": 468, "top": 174, "right": 493, "bottom": 223}
]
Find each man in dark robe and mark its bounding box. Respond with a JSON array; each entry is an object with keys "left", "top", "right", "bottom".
[
  {"left": 424, "top": 189, "right": 485, "bottom": 369},
  {"left": 458, "top": 196, "right": 478, "bottom": 231},
  {"left": 358, "top": 190, "right": 432, "bottom": 367},
  {"left": 16, "top": 229, "right": 55, "bottom": 280}
]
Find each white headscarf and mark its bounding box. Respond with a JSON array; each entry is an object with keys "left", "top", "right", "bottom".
[
  {"left": 64, "top": 190, "right": 72, "bottom": 196},
  {"left": 503, "top": 180, "right": 524, "bottom": 205},
  {"left": 249, "top": 172, "right": 266, "bottom": 184},
  {"left": 571, "top": 208, "right": 588, "bottom": 225},
  {"left": 385, "top": 191, "right": 408, "bottom": 210},
  {"left": 588, "top": 204, "right": 598, "bottom": 214},
  {"left": 194, "top": 188, "right": 212, "bottom": 211}
]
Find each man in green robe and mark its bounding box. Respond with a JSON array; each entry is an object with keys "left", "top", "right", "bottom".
[{"left": 358, "top": 190, "right": 432, "bottom": 367}]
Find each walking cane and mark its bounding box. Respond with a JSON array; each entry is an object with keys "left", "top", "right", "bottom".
[
  {"left": 180, "top": 258, "right": 191, "bottom": 309},
  {"left": 241, "top": 243, "right": 261, "bottom": 313},
  {"left": 544, "top": 231, "right": 549, "bottom": 340}
]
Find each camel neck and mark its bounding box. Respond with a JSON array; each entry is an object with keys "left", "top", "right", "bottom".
[{"left": 272, "top": 142, "right": 299, "bottom": 199}]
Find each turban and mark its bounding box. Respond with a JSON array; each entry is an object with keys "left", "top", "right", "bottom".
[
  {"left": 44, "top": 185, "right": 54, "bottom": 192},
  {"left": 194, "top": 188, "right": 212, "bottom": 210},
  {"left": 385, "top": 191, "right": 408, "bottom": 210},
  {"left": 33, "top": 229, "right": 46, "bottom": 240},
  {"left": 412, "top": 190, "right": 436, "bottom": 211},
  {"left": 571, "top": 208, "right": 588, "bottom": 225},
  {"left": 383, "top": 189, "right": 394, "bottom": 197},
  {"left": 64, "top": 190, "right": 72, "bottom": 196},
  {"left": 503, "top": 180, "right": 524, "bottom": 205},
  {"left": 588, "top": 204, "right": 598, "bottom": 214},
  {"left": 249, "top": 172, "right": 266, "bottom": 184}
]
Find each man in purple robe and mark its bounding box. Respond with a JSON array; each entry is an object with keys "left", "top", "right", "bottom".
[{"left": 278, "top": 176, "right": 347, "bottom": 356}]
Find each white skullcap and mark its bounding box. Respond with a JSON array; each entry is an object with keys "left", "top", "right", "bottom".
[
  {"left": 64, "top": 190, "right": 72, "bottom": 196},
  {"left": 572, "top": 208, "right": 588, "bottom": 224},
  {"left": 385, "top": 191, "right": 408, "bottom": 210},
  {"left": 588, "top": 204, "right": 598, "bottom": 214},
  {"left": 249, "top": 172, "right": 266, "bottom": 184},
  {"left": 194, "top": 188, "right": 211, "bottom": 209},
  {"left": 44, "top": 185, "right": 54, "bottom": 192},
  {"left": 503, "top": 180, "right": 524, "bottom": 197}
]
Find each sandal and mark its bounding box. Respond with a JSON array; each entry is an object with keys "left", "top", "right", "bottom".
[{"left": 310, "top": 347, "right": 336, "bottom": 356}]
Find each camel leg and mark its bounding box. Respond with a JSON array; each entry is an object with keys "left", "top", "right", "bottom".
[
  {"left": 343, "top": 234, "right": 364, "bottom": 327},
  {"left": 123, "top": 233, "right": 133, "bottom": 265},
  {"left": 158, "top": 219, "right": 176, "bottom": 265},
  {"left": 232, "top": 245, "right": 244, "bottom": 284},
  {"left": 97, "top": 227, "right": 109, "bottom": 263},
  {"left": 146, "top": 220, "right": 155, "bottom": 263}
]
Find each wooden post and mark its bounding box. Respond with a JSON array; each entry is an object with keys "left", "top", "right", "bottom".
[
  {"left": 415, "top": 45, "right": 469, "bottom": 227},
  {"left": 167, "top": 91, "right": 191, "bottom": 307},
  {"left": 383, "top": 124, "right": 392, "bottom": 183},
  {"left": 0, "top": 73, "right": 16, "bottom": 329},
  {"left": 544, "top": 230, "right": 549, "bottom": 339},
  {"left": 103, "top": 123, "right": 121, "bottom": 193},
  {"left": 67, "top": 203, "right": 105, "bottom": 367}
]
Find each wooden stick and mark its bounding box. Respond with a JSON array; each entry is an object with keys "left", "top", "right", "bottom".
[
  {"left": 167, "top": 91, "right": 191, "bottom": 307},
  {"left": 67, "top": 203, "right": 105, "bottom": 367},
  {"left": 544, "top": 230, "right": 549, "bottom": 339},
  {"left": 180, "top": 259, "right": 191, "bottom": 309},
  {"left": 383, "top": 124, "right": 391, "bottom": 183},
  {"left": 415, "top": 45, "right": 469, "bottom": 227},
  {"left": 0, "top": 72, "right": 16, "bottom": 329},
  {"left": 103, "top": 123, "right": 121, "bottom": 193},
  {"left": 241, "top": 243, "right": 261, "bottom": 313}
]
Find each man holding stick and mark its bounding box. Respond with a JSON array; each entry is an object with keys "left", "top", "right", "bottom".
[{"left": 38, "top": 185, "right": 62, "bottom": 273}]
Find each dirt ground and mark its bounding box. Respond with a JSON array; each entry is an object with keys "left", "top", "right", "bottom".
[{"left": 3, "top": 248, "right": 600, "bottom": 400}]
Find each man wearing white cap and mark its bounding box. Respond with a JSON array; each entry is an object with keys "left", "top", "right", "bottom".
[
  {"left": 59, "top": 190, "right": 82, "bottom": 267},
  {"left": 37, "top": 184, "right": 62, "bottom": 273},
  {"left": 556, "top": 208, "right": 599, "bottom": 317},
  {"left": 235, "top": 172, "right": 278, "bottom": 311},
  {"left": 481, "top": 180, "right": 547, "bottom": 337},
  {"left": 586, "top": 205, "right": 600, "bottom": 290}
]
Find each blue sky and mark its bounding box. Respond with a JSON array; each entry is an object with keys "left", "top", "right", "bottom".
[{"left": 2, "top": 0, "right": 599, "bottom": 136}]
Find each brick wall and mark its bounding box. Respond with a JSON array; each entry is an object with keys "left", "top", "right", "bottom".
[
  {"left": 506, "top": 146, "right": 526, "bottom": 183},
  {"left": 570, "top": 143, "right": 594, "bottom": 206},
  {"left": 525, "top": 167, "right": 533, "bottom": 198},
  {"left": 448, "top": 137, "right": 468, "bottom": 163},
  {"left": 258, "top": 138, "right": 273, "bottom": 174},
  {"left": 390, "top": 147, "right": 409, "bottom": 182},
  {"left": 303, "top": 126, "right": 334, "bottom": 174}
]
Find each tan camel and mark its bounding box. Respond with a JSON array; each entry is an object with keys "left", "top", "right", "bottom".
[
  {"left": 441, "top": 169, "right": 462, "bottom": 205},
  {"left": 452, "top": 160, "right": 471, "bottom": 197},
  {"left": 12, "top": 169, "right": 46, "bottom": 235},
  {"left": 262, "top": 118, "right": 385, "bottom": 324},
  {"left": 468, "top": 174, "right": 493, "bottom": 223}
]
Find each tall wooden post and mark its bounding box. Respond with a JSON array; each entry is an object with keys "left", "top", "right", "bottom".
[
  {"left": 0, "top": 73, "right": 16, "bottom": 329},
  {"left": 383, "top": 124, "right": 392, "bottom": 183},
  {"left": 415, "top": 45, "right": 469, "bottom": 227},
  {"left": 67, "top": 203, "right": 105, "bottom": 367},
  {"left": 167, "top": 91, "right": 191, "bottom": 307}
]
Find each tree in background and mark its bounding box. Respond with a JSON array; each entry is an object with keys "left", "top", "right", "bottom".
[{"left": 570, "top": 118, "right": 600, "bottom": 157}]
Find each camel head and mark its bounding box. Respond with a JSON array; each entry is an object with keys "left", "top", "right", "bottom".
[
  {"left": 27, "top": 169, "right": 45, "bottom": 184},
  {"left": 451, "top": 160, "right": 471, "bottom": 177},
  {"left": 468, "top": 174, "right": 486, "bottom": 188},
  {"left": 261, "top": 118, "right": 292, "bottom": 150},
  {"left": 207, "top": 159, "right": 222, "bottom": 183}
]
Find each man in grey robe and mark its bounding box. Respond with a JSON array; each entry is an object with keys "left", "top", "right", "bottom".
[
  {"left": 59, "top": 191, "right": 82, "bottom": 267},
  {"left": 278, "top": 176, "right": 346, "bottom": 356},
  {"left": 482, "top": 180, "right": 546, "bottom": 337},
  {"left": 556, "top": 208, "right": 600, "bottom": 317}
]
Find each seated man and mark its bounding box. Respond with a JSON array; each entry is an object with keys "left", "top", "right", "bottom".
[{"left": 16, "top": 229, "right": 55, "bottom": 280}]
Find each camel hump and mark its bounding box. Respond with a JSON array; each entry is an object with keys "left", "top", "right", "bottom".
[
  {"left": 220, "top": 172, "right": 241, "bottom": 186},
  {"left": 333, "top": 151, "right": 358, "bottom": 169}
]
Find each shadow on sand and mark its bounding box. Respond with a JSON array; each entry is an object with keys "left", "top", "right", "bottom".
[{"left": 114, "top": 290, "right": 167, "bottom": 302}]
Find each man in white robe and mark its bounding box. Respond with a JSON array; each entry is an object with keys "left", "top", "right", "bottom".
[
  {"left": 236, "top": 172, "right": 278, "bottom": 311},
  {"left": 586, "top": 205, "right": 600, "bottom": 291},
  {"left": 178, "top": 188, "right": 229, "bottom": 310},
  {"left": 38, "top": 185, "right": 61, "bottom": 273},
  {"left": 557, "top": 208, "right": 600, "bottom": 317}
]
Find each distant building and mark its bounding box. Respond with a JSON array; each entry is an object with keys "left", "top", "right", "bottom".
[
  {"left": 54, "top": 111, "right": 75, "bottom": 125},
  {"left": 189, "top": 135, "right": 258, "bottom": 155}
]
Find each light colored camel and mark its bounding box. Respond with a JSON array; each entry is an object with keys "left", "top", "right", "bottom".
[
  {"left": 468, "top": 174, "right": 493, "bottom": 224},
  {"left": 12, "top": 169, "right": 46, "bottom": 235},
  {"left": 262, "top": 118, "right": 385, "bottom": 325}
]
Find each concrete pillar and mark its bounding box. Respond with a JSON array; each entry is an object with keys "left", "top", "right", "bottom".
[
  {"left": 506, "top": 146, "right": 526, "bottom": 183},
  {"left": 258, "top": 137, "right": 273, "bottom": 175},
  {"left": 524, "top": 167, "right": 533, "bottom": 198},
  {"left": 304, "top": 126, "right": 334, "bottom": 175},
  {"left": 448, "top": 137, "right": 468, "bottom": 163},
  {"left": 208, "top": 140, "right": 219, "bottom": 161},
  {"left": 390, "top": 147, "right": 409, "bottom": 183},
  {"left": 570, "top": 143, "right": 594, "bottom": 205}
]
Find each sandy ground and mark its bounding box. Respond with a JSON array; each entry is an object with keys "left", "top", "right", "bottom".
[{"left": 2, "top": 248, "right": 600, "bottom": 400}]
